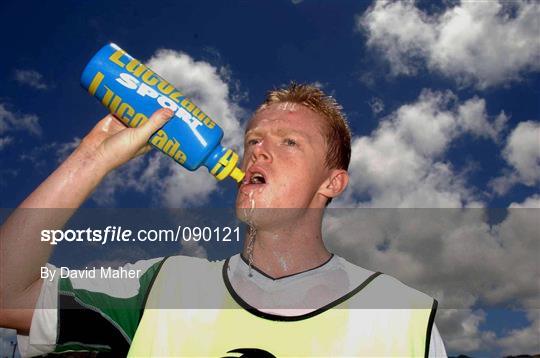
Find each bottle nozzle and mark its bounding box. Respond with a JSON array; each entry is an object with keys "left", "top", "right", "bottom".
[
  {"left": 210, "top": 149, "right": 245, "bottom": 182},
  {"left": 230, "top": 167, "right": 245, "bottom": 183}
]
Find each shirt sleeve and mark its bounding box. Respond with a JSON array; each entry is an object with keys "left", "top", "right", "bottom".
[
  {"left": 16, "top": 263, "right": 59, "bottom": 357},
  {"left": 428, "top": 323, "right": 448, "bottom": 358},
  {"left": 17, "top": 257, "right": 165, "bottom": 357}
]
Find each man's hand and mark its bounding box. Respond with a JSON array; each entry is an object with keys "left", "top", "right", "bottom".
[{"left": 79, "top": 108, "right": 174, "bottom": 173}]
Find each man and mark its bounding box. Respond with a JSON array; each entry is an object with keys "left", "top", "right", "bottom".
[{"left": 0, "top": 84, "right": 446, "bottom": 356}]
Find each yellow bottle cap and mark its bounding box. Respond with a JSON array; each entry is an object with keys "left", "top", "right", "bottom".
[
  {"left": 229, "top": 167, "right": 245, "bottom": 183},
  {"left": 210, "top": 149, "right": 245, "bottom": 182}
]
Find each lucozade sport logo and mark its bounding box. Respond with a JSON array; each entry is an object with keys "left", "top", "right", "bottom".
[{"left": 85, "top": 46, "right": 220, "bottom": 165}]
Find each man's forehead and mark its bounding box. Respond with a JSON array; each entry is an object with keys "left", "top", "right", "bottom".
[{"left": 246, "top": 102, "right": 325, "bottom": 133}]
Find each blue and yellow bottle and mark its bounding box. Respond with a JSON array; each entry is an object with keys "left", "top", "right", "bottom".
[{"left": 80, "top": 43, "right": 245, "bottom": 183}]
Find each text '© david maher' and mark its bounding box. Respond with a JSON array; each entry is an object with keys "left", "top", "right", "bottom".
[{"left": 40, "top": 226, "right": 240, "bottom": 245}]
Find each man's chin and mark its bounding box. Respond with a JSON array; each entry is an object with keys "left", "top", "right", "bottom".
[
  {"left": 235, "top": 201, "right": 278, "bottom": 227},
  {"left": 235, "top": 186, "right": 267, "bottom": 208},
  {"left": 235, "top": 206, "right": 309, "bottom": 232}
]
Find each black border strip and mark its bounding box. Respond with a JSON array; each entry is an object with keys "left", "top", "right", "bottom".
[
  {"left": 424, "top": 298, "right": 438, "bottom": 358},
  {"left": 222, "top": 257, "right": 382, "bottom": 322},
  {"left": 57, "top": 294, "right": 127, "bottom": 353},
  {"left": 239, "top": 253, "right": 335, "bottom": 280}
]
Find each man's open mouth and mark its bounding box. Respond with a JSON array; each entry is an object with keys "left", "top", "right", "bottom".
[
  {"left": 249, "top": 172, "right": 266, "bottom": 184},
  {"left": 241, "top": 167, "right": 268, "bottom": 188}
]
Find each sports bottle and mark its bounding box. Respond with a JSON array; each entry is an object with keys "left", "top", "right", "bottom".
[{"left": 81, "top": 43, "right": 245, "bottom": 182}]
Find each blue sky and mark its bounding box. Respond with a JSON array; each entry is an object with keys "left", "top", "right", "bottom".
[{"left": 1, "top": 0, "right": 539, "bottom": 356}]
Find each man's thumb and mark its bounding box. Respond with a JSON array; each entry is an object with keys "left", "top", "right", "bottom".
[{"left": 136, "top": 108, "right": 174, "bottom": 142}]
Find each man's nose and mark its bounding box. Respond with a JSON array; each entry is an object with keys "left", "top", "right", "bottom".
[{"left": 251, "top": 140, "right": 272, "bottom": 163}]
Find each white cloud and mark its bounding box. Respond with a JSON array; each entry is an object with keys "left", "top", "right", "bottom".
[
  {"left": 146, "top": 49, "right": 245, "bottom": 150},
  {"left": 310, "top": 81, "right": 336, "bottom": 97},
  {"left": 490, "top": 121, "right": 540, "bottom": 195},
  {"left": 504, "top": 121, "right": 540, "bottom": 184},
  {"left": 55, "top": 137, "right": 81, "bottom": 162},
  {"left": 14, "top": 69, "right": 49, "bottom": 90},
  {"left": 83, "top": 246, "right": 156, "bottom": 270},
  {"left": 359, "top": 0, "right": 540, "bottom": 88},
  {"left": 327, "top": 87, "right": 538, "bottom": 353},
  {"left": 510, "top": 194, "right": 540, "bottom": 209},
  {"left": 311, "top": 81, "right": 325, "bottom": 89},
  {"left": 93, "top": 151, "right": 220, "bottom": 207},
  {"left": 505, "top": 121, "right": 540, "bottom": 184},
  {"left": 457, "top": 99, "right": 508, "bottom": 142},
  {"left": 14, "top": 137, "right": 81, "bottom": 171},
  {"left": 368, "top": 97, "right": 384, "bottom": 115},
  {"left": 179, "top": 240, "right": 208, "bottom": 259},
  {"left": 0, "top": 103, "right": 42, "bottom": 163},
  {"left": 338, "top": 89, "right": 504, "bottom": 208},
  {"left": 0, "top": 103, "right": 42, "bottom": 137},
  {"left": 497, "top": 309, "right": 540, "bottom": 356},
  {"left": 0, "top": 136, "right": 13, "bottom": 151},
  {"left": 91, "top": 153, "right": 162, "bottom": 206},
  {"left": 325, "top": 195, "right": 540, "bottom": 354},
  {"left": 160, "top": 163, "right": 220, "bottom": 207},
  {"left": 435, "top": 309, "right": 496, "bottom": 353}
]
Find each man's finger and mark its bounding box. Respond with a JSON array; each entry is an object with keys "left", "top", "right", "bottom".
[
  {"left": 136, "top": 108, "right": 174, "bottom": 142},
  {"left": 100, "top": 114, "right": 127, "bottom": 134}
]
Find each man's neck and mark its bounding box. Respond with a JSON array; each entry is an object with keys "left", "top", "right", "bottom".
[{"left": 241, "top": 216, "right": 331, "bottom": 279}]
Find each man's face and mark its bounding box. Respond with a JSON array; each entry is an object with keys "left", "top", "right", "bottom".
[{"left": 235, "top": 103, "right": 332, "bottom": 218}]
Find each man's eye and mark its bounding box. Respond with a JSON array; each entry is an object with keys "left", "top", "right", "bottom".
[
  {"left": 284, "top": 138, "right": 297, "bottom": 146},
  {"left": 247, "top": 138, "right": 260, "bottom": 146}
]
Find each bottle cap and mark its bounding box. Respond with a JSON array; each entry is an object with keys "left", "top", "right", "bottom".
[
  {"left": 229, "top": 167, "right": 245, "bottom": 183},
  {"left": 210, "top": 149, "right": 245, "bottom": 182}
]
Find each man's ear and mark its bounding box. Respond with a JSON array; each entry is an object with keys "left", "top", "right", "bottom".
[{"left": 318, "top": 169, "right": 349, "bottom": 200}]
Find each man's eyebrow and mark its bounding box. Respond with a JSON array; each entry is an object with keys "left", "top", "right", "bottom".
[
  {"left": 244, "top": 128, "right": 261, "bottom": 137},
  {"left": 245, "top": 128, "right": 309, "bottom": 138}
]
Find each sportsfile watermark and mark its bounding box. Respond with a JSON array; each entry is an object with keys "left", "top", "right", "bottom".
[
  {"left": 1, "top": 208, "right": 538, "bottom": 310},
  {"left": 41, "top": 226, "right": 240, "bottom": 245}
]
